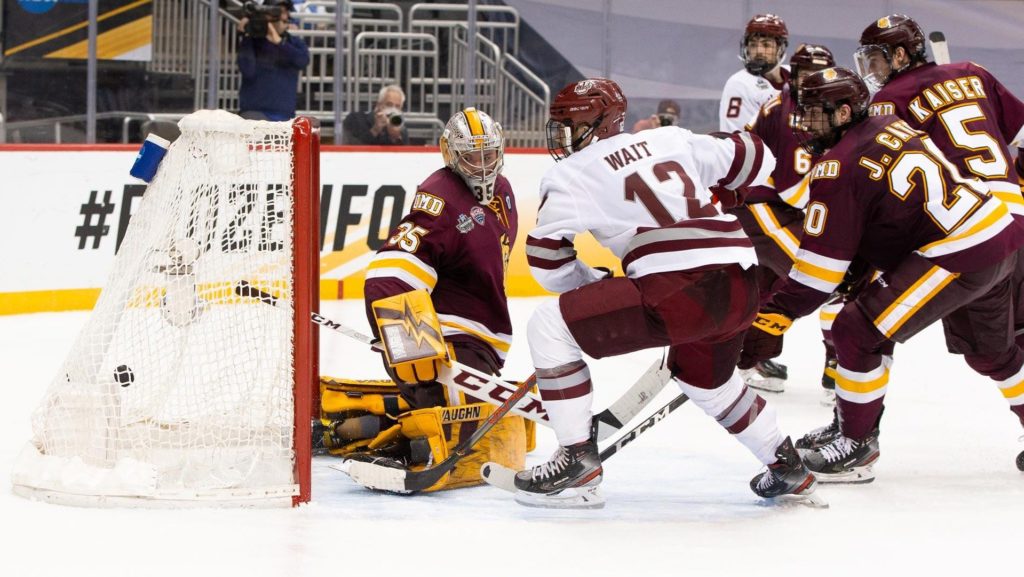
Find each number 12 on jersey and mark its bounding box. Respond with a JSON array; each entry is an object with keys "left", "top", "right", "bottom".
[{"left": 624, "top": 161, "right": 719, "bottom": 226}]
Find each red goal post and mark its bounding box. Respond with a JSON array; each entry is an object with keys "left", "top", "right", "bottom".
[{"left": 11, "top": 111, "right": 320, "bottom": 507}]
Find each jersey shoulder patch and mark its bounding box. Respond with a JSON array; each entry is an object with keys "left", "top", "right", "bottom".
[{"left": 411, "top": 191, "right": 445, "bottom": 217}]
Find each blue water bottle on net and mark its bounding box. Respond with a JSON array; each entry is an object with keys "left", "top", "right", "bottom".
[{"left": 130, "top": 133, "right": 171, "bottom": 183}]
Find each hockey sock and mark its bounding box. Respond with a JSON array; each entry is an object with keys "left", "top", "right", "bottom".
[
  {"left": 676, "top": 371, "right": 784, "bottom": 465},
  {"left": 537, "top": 360, "right": 595, "bottom": 445}
]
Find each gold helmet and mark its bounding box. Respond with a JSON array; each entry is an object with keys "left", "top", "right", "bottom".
[{"left": 440, "top": 107, "right": 504, "bottom": 204}]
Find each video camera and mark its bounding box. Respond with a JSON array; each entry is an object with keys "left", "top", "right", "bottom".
[{"left": 242, "top": 1, "right": 284, "bottom": 39}]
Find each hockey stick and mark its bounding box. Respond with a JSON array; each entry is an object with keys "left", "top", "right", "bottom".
[
  {"left": 234, "top": 281, "right": 672, "bottom": 440},
  {"left": 335, "top": 376, "right": 535, "bottom": 493},
  {"left": 480, "top": 393, "right": 690, "bottom": 492},
  {"left": 929, "top": 31, "right": 950, "bottom": 65},
  {"left": 235, "top": 280, "right": 548, "bottom": 423}
]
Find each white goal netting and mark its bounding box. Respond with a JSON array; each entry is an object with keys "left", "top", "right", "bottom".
[{"left": 11, "top": 111, "right": 314, "bottom": 507}]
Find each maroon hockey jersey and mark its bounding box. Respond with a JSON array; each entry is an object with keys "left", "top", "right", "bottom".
[
  {"left": 770, "top": 115, "right": 1024, "bottom": 319},
  {"left": 746, "top": 90, "right": 816, "bottom": 207},
  {"left": 364, "top": 168, "right": 518, "bottom": 368},
  {"left": 870, "top": 62, "right": 1024, "bottom": 200}
]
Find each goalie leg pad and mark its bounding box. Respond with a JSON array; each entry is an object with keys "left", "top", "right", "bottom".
[
  {"left": 398, "top": 403, "right": 531, "bottom": 492},
  {"left": 318, "top": 377, "right": 410, "bottom": 455}
]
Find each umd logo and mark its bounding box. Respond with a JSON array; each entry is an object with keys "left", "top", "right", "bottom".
[
  {"left": 823, "top": 68, "right": 839, "bottom": 81},
  {"left": 877, "top": 16, "right": 891, "bottom": 28}
]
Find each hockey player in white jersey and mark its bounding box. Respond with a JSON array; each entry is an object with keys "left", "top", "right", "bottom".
[
  {"left": 719, "top": 14, "right": 791, "bottom": 132},
  {"left": 506, "top": 78, "right": 821, "bottom": 508}
]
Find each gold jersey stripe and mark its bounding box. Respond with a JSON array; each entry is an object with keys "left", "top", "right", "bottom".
[
  {"left": 367, "top": 258, "right": 437, "bottom": 289},
  {"left": 919, "top": 201, "right": 1008, "bottom": 253},
  {"left": 793, "top": 258, "right": 846, "bottom": 285}
]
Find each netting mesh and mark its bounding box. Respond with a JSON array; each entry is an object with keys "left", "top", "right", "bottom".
[{"left": 12, "top": 111, "right": 301, "bottom": 504}]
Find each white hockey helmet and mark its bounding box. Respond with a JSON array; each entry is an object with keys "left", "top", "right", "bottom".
[{"left": 440, "top": 107, "right": 504, "bottom": 204}]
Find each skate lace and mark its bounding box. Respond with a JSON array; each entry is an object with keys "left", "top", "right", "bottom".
[
  {"left": 755, "top": 467, "right": 778, "bottom": 492},
  {"left": 532, "top": 447, "right": 570, "bottom": 481},
  {"left": 818, "top": 436, "right": 857, "bottom": 463}
]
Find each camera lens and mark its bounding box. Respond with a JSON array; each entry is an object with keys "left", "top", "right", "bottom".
[{"left": 388, "top": 114, "right": 403, "bottom": 127}]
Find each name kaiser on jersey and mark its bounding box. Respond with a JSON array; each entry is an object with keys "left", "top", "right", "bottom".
[{"left": 871, "top": 75, "right": 989, "bottom": 121}]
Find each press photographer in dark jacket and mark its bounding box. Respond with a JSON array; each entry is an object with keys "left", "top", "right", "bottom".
[{"left": 237, "top": 1, "right": 310, "bottom": 121}]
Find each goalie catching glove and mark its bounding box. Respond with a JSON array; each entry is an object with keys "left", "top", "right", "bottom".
[{"left": 371, "top": 289, "right": 452, "bottom": 386}]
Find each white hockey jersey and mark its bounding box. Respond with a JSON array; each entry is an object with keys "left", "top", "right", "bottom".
[
  {"left": 718, "top": 67, "right": 789, "bottom": 132},
  {"left": 526, "top": 127, "right": 775, "bottom": 294}
]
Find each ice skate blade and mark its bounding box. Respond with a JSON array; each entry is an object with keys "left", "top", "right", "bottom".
[
  {"left": 513, "top": 485, "right": 605, "bottom": 510},
  {"left": 812, "top": 467, "right": 875, "bottom": 484},
  {"left": 481, "top": 462, "right": 518, "bottom": 492},
  {"left": 740, "top": 370, "right": 785, "bottom": 393}
]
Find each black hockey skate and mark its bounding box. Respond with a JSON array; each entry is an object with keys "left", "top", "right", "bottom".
[
  {"left": 800, "top": 432, "right": 880, "bottom": 484},
  {"left": 795, "top": 409, "right": 840, "bottom": 451},
  {"left": 750, "top": 437, "right": 826, "bottom": 507},
  {"left": 513, "top": 439, "right": 604, "bottom": 509}
]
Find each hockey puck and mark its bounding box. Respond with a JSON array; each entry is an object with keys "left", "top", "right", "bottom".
[
  {"left": 114, "top": 365, "right": 135, "bottom": 387},
  {"left": 1016, "top": 449, "right": 1024, "bottom": 472}
]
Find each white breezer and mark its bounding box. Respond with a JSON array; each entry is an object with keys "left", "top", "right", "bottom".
[{"left": 10, "top": 110, "right": 320, "bottom": 508}]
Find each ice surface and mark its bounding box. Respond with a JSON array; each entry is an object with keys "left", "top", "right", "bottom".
[{"left": 3, "top": 299, "right": 1022, "bottom": 576}]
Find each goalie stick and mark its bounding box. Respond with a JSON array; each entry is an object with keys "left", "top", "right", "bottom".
[
  {"left": 929, "top": 31, "right": 950, "bottom": 65},
  {"left": 234, "top": 281, "right": 672, "bottom": 441},
  {"left": 480, "top": 393, "right": 690, "bottom": 492}
]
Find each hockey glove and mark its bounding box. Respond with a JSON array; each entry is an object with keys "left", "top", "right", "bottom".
[{"left": 740, "top": 311, "right": 793, "bottom": 367}]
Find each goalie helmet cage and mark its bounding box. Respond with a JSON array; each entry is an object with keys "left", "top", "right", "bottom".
[{"left": 10, "top": 111, "right": 319, "bottom": 508}]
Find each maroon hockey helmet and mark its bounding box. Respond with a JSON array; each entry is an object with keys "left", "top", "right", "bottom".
[
  {"left": 792, "top": 67, "right": 870, "bottom": 155},
  {"left": 741, "top": 14, "right": 789, "bottom": 75},
  {"left": 789, "top": 43, "right": 836, "bottom": 100},
  {"left": 546, "top": 78, "right": 627, "bottom": 161},
  {"left": 855, "top": 15, "right": 927, "bottom": 90}
]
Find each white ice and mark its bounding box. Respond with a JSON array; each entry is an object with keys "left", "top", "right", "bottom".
[{"left": 3, "top": 299, "right": 1022, "bottom": 576}]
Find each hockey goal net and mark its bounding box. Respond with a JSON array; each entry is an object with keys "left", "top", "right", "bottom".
[{"left": 11, "top": 110, "right": 319, "bottom": 507}]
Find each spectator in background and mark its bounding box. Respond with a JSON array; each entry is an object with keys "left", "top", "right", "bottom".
[
  {"left": 237, "top": 0, "right": 310, "bottom": 121},
  {"left": 632, "top": 99, "right": 681, "bottom": 132},
  {"left": 342, "top": 85, "right": 411, "bottom": 145}
]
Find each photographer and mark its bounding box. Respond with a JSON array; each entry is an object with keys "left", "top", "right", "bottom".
[
  {"left": 632, "top": 99, "right": 681, "bottom": 133},
  {"left": 342, "top": 85, "right": 410, "bottom": 145},
  {"left": 237, "top": 0, "right": 310, "bottom": 121}
]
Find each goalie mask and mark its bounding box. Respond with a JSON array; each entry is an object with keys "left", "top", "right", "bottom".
[
  {"left": 440, "top": 107, "right": 505, "bottom": 204},
  {"left": 855, "top": 14, "right": 927, "bottom": 92},
  {"left": 547, "top": 78, "right": 627, "bottom": 161},
  {"left": 741, "top": 14, "right": 788, "bottom": 76},
  {"left": 791, "top": 67, "right": 870, "bottom": 156}
]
